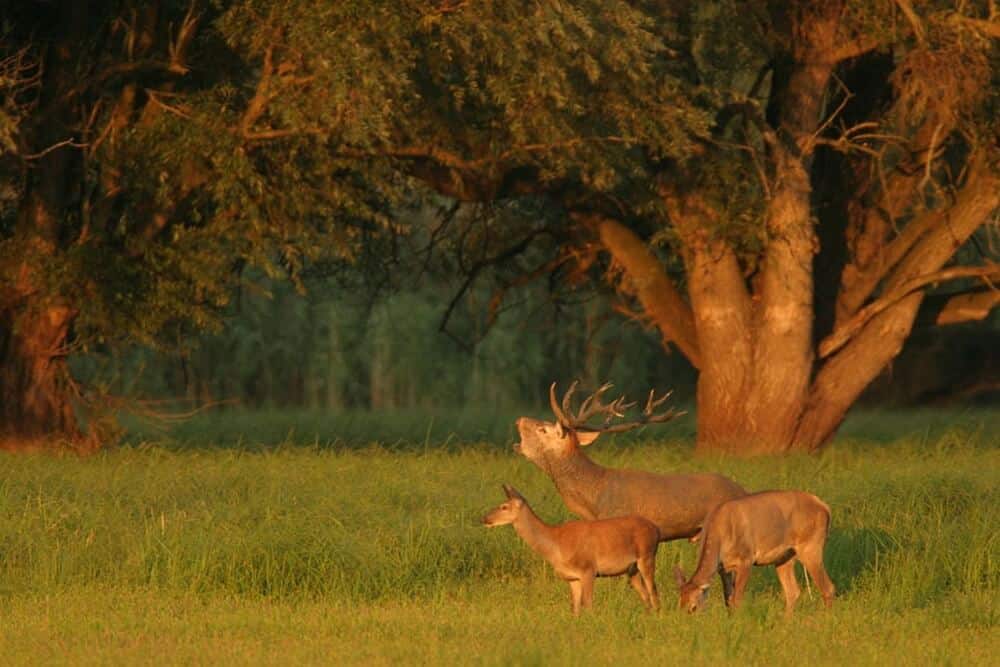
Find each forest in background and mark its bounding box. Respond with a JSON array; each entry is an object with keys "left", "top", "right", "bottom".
[{"left": 71, "top": 263, "right": 998, "bottom": 416}]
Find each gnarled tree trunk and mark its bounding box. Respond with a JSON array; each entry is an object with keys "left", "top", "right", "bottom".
[{"left": 0, "top": 299, "right": 81, "bottom": 449}]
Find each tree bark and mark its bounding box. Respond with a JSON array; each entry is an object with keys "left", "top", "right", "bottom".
[
  {"left": 0, "top": 301, "right": 81, "bottom": 450},
  {"left": 662, "top": 193, "right": 756, "bottom": 454}
]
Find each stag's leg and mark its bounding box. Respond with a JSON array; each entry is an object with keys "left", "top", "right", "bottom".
[
  {"left": 727, "top": 563, "right": 751, "bottom": 610},
  {"left": 637, "top": 555, "right": 659, "bottom": 611},
  {"left": 774, "top": 560, "right": 801, "bottom": 617},
  {"left": 799, "top": 549, "right": 835, "bottom": 609},
  {"left": 718, "top": 564, "right": 736, "bottom": 607}
]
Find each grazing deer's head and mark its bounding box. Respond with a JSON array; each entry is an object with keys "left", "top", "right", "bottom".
[
  {"left": 514, "top": 381, "right": 682, "bottom": 465},
  {"left": 482, "top": 484, "right": 528, "bottom": 527},
  {"left": 674, "top": 566, "right": 710, "bottom": 613}
]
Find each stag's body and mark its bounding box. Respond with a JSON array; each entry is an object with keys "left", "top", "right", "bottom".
[
  {"left": 520, "top": 420, "right": 746, "bottom": 540},
  {"left": 675, "top": 490, "right": 835, "bottom": 616},
  {"left": 483, "top": 485, "right": 660, "bottom": 615},
  {"left": 515, "top": 383, "right": 748, "bottom": 602}
]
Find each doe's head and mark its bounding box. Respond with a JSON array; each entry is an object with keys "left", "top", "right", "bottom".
[
  {"left": 674, "top": 566, "right": 710, "bottom": 613},
  {"left": 482, "top": 484, "right": 529, "bottom": 527}
]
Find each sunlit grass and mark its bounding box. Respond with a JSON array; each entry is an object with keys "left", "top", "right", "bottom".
[{"left": 0, "top": 409, "right": 997, "bottom": 664}]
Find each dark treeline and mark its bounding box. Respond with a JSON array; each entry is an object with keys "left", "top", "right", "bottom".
[
  {"left": 72, "top": 274, "right": 698, "bottom": 413},
  {"left": 72, "top": 271, "right": 997, "bottom": 414}
]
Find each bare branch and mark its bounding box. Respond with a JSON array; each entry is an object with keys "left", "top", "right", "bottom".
[
  {"left": 804, "top": 79, "right": 852, "bottom": 154},
  {"left": 21, "top": 138, "right": 87, "bottom": 159},
  {"left": 949, "top": 14, "right": 1000, "bottom": 39},
  {"left": 168, "top": 1, "right": 200, "bottom": 74},
  {"left": 826, "top": 36, "right": 880, "bottom": 63},
  {"left": 240, "top": 41, "right": 276, "bottom": 136},
  {"left": 926, "top": 288, "right": 1000, "bottom": 326},
  {"left": 820, "top": 263, "right": 1000, "bottom": 358},
  {"left": 145, "top": 89, "right": 193, "bottom": 119},
  {"left": 895, "top": 0, "right": 926, "bottom": 44}
]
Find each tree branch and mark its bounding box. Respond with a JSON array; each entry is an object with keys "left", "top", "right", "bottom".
[
  {"left": 918, "top": 288, "right": 1000, "bottom": 326},
  {"left": 949, "top": 14, "right": 1000, "bottom": 39},
  {"left": 578, "top": 212, "right": 702, "bottom": 368},
  {"left": 894, "top": 0, "right": 926, "bottom": 45},
  {"left": 820, "top": 263, "right": 1000, "bottom": 358},
  {"left": 826, "top": 36, "right": 880, "bottom": 63}
]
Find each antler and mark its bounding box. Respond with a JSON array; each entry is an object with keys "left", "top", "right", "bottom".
[{"left": 549, "top": 381, "right": 684, "bottom": 433}]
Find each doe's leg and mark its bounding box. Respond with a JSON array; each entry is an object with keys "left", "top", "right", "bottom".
[
  {"left": 580, "top": 571, "right": 596, "bottom": 611},
  {"left": 718, "top": 565, "right": 736, "bottom": 607},
  {"left": 727, "top": 563, "right": 752, "bottom": 610},
  {"left": 568, "top": 579, "right": 583, "bottom": 616},
  {"left": 799, "top": 548, "right": 835, "bottom": 609},
  {"left": 637, "top": 555, "right": 659, "bottom": 611},
  {"left": 774, "top": 560, "right": 801, "bottom": 617},
  {"left": 628, "top": 565, "right": 652, "bottom": 609}
]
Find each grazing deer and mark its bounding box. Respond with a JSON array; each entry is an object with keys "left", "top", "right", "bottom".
[
  {"left": 482, "top": 484, "right": 661, "bottom": 615},
  {"left": 514, "top": 381, "right": 747, "bottom": 602},
  {"left": 673, "top": 490, "right": 835, "bottom": 617}
]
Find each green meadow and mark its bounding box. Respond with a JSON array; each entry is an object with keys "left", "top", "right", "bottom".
[{"left": 0, "top": 409, "right": 997, "bottom": 665}]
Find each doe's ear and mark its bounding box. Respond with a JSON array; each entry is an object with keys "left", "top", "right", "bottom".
[
  {"left": 673, "top": 566, "right": 687, "bottom": 589},
  {"left": 576, "top": 430, "right": 600, "bottom": 447},
  {"left": 503, "top": 484, "right": 525, "bottom": 501}
]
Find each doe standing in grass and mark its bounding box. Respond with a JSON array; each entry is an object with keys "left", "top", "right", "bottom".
[
  {"left": 674, "top": 490, "right": 835, "bottom": 617},
  {"left": 482, "top": 484, "right": 661, "bottom": 615}
]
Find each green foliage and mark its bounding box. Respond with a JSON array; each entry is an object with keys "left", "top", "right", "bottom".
[
  {"left": 0, "top": 412, "right": 996, "bottom": 663},
  {"left": 0, "top": 0, "right": 715, "bottom": 350}
]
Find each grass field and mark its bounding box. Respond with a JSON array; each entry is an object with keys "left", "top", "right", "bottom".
[{"left": 0, "top": 408, "right": 997, "bottom": 665}]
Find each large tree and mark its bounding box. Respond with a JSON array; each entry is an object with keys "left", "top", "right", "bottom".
[{"left": 378, "top": 0, "right": 1000, "bottom": 455}]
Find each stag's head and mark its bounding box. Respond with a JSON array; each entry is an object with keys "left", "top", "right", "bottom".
[
  {"left": 674, "top": 566, "right": 710, "bottom": 613},
  {"left": 514, "top": 381, "right": 683, "bottom": 465}
]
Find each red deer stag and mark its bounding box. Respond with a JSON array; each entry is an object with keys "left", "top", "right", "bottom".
[
  {"left": 483, "top": 484, "right": 661, "bottom": 615},
  {"left": 514, "top": 381, "right": 748, "bottom": 603},
  {"left": 674, "top": 490, "right": 835, "bottom": 616}
]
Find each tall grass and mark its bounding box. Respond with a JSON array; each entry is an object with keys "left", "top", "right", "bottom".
[{"left": 0, "top": 409, "right": 997, "bottom": 664}]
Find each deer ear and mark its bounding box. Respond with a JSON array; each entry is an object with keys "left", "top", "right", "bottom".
[
  {"left": 576, "top": 430, "right": 600, "bottom": 446},
  {"left": 673, "top": 566, "right": 687, "bottom": 589},
  {"left": 503, "top": 484, "right": 525, "bottom": 501}
]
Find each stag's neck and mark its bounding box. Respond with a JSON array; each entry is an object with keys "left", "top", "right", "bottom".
[
  {"left": 689, "top": 524, "right": 722, "bottom": 587},
  {"left": 541, "top": 449, "right": 609, "bottom": 520},
  {"left": 511, "top": 505, "right": 561, "bottom": 563}
]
